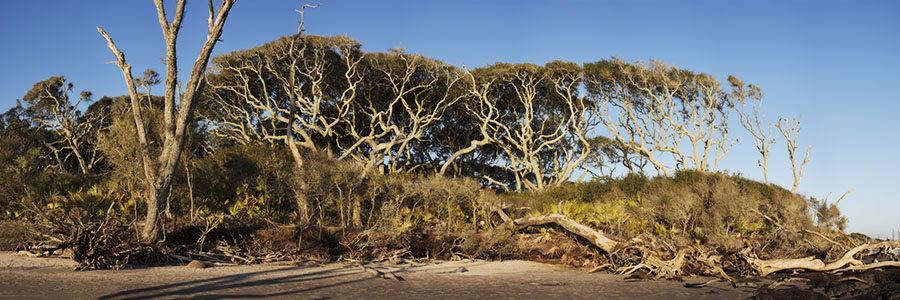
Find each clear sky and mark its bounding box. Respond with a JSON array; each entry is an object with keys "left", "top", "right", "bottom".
[{"left": 1, "top": 0, "right": 898, "bottom": 238}]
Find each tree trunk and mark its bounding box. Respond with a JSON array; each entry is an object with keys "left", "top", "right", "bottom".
[
  {"left": 99, "top": 0, "right": 236, "bottom": 244},
  {"left": 140, "top": 182, "right": 166, "bottom": 241}
]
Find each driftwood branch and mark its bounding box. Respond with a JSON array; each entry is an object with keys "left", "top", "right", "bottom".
[
  {"left": 514, "top": 213, "right": 618, "bottom": 253},
  {"left": 745, "top": 244, "right": 866, "bottom": 276},
  {"left": 745, "top": 240, "right": 900, "bottom": 276}
]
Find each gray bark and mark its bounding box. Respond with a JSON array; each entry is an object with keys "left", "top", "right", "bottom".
[{"left": 98, "top": 0, "right": 236, "bottom": 243}]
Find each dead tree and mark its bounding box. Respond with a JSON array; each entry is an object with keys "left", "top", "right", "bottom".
[
  {"left": 730, "top": 76, "right": 775, "bottom": 184},
  {"left": 98, "top": 0, "right": 236, "bottom": 243},
  {"left": 775, "top": 116, "right": 810, "bottom": 194}
]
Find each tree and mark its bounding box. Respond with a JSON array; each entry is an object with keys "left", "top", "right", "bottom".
[
  {"left": 584, "top": 59, "right": 735, "bottom": 176},
  {"left": 729, "top": 76, "right": 775, "bottom": 184},
  {"left": 22, "top": 77, "right": 104, "bottom": 175},
  {"left": 0, "top": 103, "right": 52, "bottom": 176},
  {"left": 204, "top": 34, "right": 364, "bottom": 156},
  {"left": 583, "top": 135, "right": 633, "bottom": 178},
  {"left": 775, "top": 116, "right": 810, "bottom": 194},
  {"left": 98, "top": 0, "right": 236, "bottom": 243},
  {"left": 451, "top": 62, "right": 594, "bottom": 191},
  {"left": 336, "top": 50, "right": 465, "bottom": 177}
]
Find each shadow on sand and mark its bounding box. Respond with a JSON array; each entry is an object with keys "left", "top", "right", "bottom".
[{"left": 98, "top": 265, "right": 371, "bottom": 300}]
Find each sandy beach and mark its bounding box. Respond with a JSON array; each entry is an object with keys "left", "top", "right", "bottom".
[{"left": 0, "top": 252, "right": 759, "bottom": 300}]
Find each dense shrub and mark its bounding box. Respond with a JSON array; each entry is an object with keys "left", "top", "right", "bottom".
[{"left": 502, "top": 170, "right": 823, "bottom": 258}]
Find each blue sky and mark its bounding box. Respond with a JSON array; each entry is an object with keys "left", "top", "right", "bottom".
[{"left": 1, "top": 0, "right": 898, "bottom": 237}]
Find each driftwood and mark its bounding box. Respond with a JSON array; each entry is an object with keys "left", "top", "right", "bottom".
[
  {"left": 512, "top": 212, "right": 689, "bottom": 279},
  {"left": 833, "top": 261, "right": 900, "bottom": 272},
  {"left": 744, "top": 244, "right": 867, "bottom": 276},
  {"left": 744, "top": 241, "right": 900, "bottom": 276},
  {"left": 514, "top": 213, "right": 618, "bottom": 253},
  {"left": 359, "top": 265, "right": 405, "bottom": 281}
]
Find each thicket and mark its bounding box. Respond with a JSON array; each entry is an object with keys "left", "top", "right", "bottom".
[{"left": 0, "top": 25, "right": 859, "bottom": 275}]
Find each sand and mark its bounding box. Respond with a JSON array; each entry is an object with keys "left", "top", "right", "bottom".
[{"left": 0, "top": 251, "right": 759, "bottom": 299}]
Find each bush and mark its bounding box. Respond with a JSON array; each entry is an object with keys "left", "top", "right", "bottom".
[
  {"left": 188, "top": 143, "right": 296, "bottom": 222},
  {"left": 499, "top": 170, "right": 826, "bottom": 258}
]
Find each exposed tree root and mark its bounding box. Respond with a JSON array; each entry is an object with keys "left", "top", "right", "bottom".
[{"left": 617, "top": 248, "right": 687, "bottom": 279}]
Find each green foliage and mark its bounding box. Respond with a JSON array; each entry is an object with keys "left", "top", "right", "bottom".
[
  {"left": 616, "top": 173, "right": 650, "bottom": 197},
  {"left": 672, "top": 169, "right": 704, "bottom": 185},
  {"left": 500, "top": 171, "right": 823, "bottom": 257},
  {"left": 48, "top": 182, "right": 127, "bottom": 219},
  {"left": 0, "top": 31, "right": 844, "bottom": 266},
  {"left": 189, "top": 143, "right": 295, "bottom": 221},
  {"left": 808, "top": 197, "right": 848, "bottom": 231}
]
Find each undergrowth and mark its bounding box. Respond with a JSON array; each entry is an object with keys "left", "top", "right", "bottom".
[{"left": 1, "top": 146, "right": 858, "bottom": 274}]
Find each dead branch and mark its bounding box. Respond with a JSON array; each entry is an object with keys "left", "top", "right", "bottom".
[
  {"left": 803, "top": 229, "right": 847, "bottom": 251},
  {"left": 494, "top": 206, "right": 513, "bottom": 224}
]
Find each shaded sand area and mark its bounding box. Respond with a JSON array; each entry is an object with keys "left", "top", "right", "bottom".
[{"left": 0, "top": 252, "right": 761, "bottom": 300}]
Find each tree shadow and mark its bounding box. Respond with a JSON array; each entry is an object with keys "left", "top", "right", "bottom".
[{"left": 98, "top": 265, "right": 373, "bottom": 299}]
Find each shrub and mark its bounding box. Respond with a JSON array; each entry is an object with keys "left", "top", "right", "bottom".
[{"left": 500, "top": 170, "right": 827, "bottom": 257}]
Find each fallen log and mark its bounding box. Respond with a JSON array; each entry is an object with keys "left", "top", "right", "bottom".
[
  {"left": 744, "top": 244, "right": 867, "bottom": 276},
  {"left": 514, "top": 213, "right": 618, "bottom": 253}
]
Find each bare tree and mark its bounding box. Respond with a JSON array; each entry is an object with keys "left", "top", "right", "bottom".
[
  {"left": 775, "top": 116, "right": 810, "bottom": 194},
  {"left": 729, "top": 76, "right": 775, "bottom": 184},
  {"left": 98, "top": 0, "right": 236, "bottom": 243}
]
